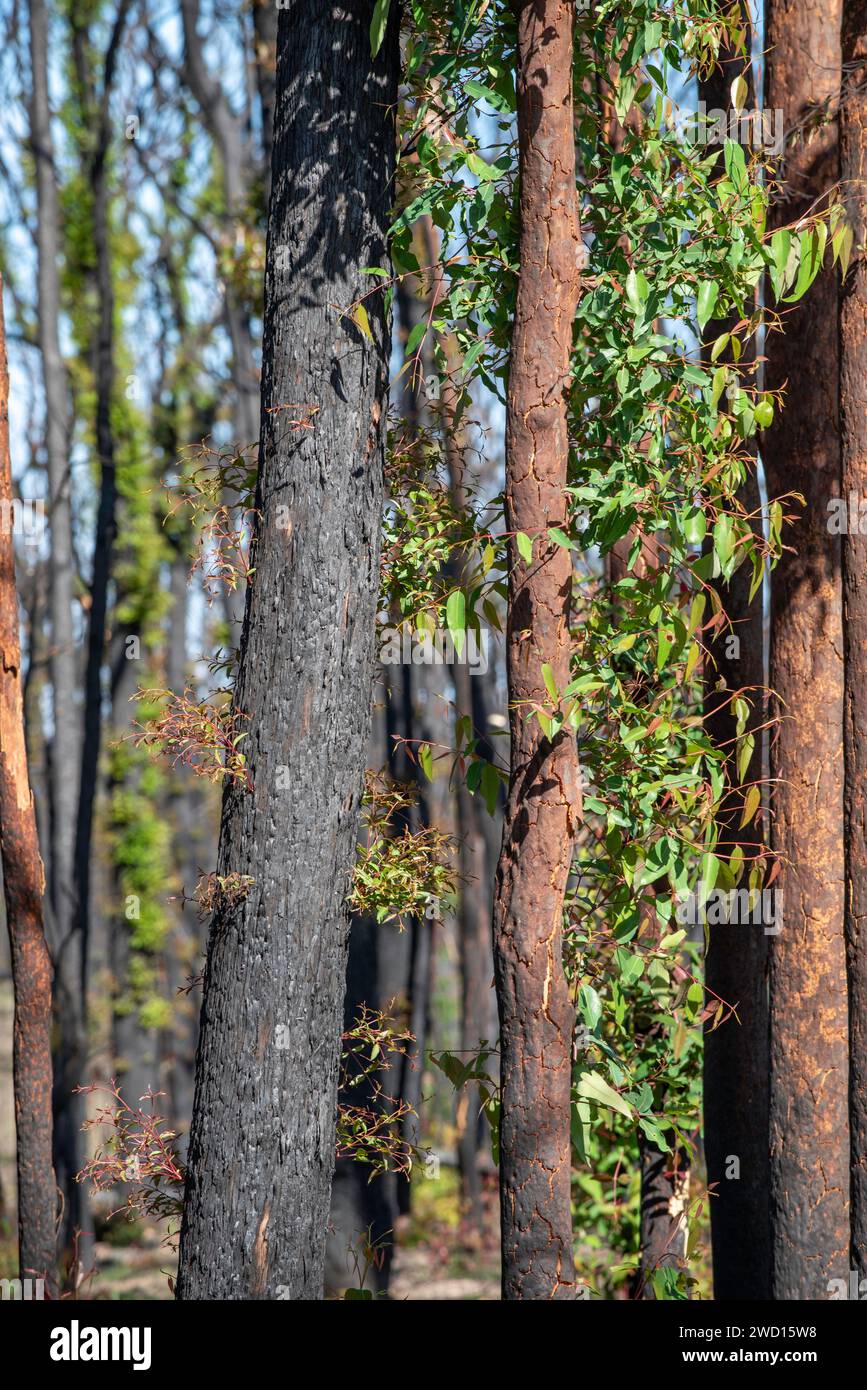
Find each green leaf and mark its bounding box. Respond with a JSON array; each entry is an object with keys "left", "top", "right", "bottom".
[
  {"left": 446, "top": 589, "right": 466, "bottom": 658},
  {"left": 463, "top": 77, "right": 511, "bottom": 114},
  {"left": 687, "top": 593, "right": 706, "bottom": 637},
  {"left": 576, "top": 1070, "right": 633, "bottom": 1120},
  {"left": 656, "top": 622, "right": 675, "bottom": 672},
  {"left": 713, "top": 514, "right": 736, "bottom": 578},
  {"left": 541, "top": 662, "right": 559, "bottom": 703},
  {"left": 738, "top": 732, "right": 756, "bottom": 783},
  {"left": 699, "top": 852, "right": 720, "bottom": 904},
  {"left": 369, "top": 0, "right": 391, "bottom": 57},
  {"left": 418, "top": 742, "right": 434, "bottom": 782},
  {"left": 769, "top": 228, "right": 791, "bottom": 299},
  {"left": 724, "top": 138, "right": 747, "bottom": 192},
  {"left": 615, "top": 947, "right": 645, "bottom": 986},
  {"left": 547, "top": 526, "right": 575, "bottom": 550},
  {"left": 696, "top": 280, "right": 719, "bottom": 331},
  {"left": 626, "top": 267, "right": 650, "bottom": 315},
  {"left": 710, "top": 331, "right": 730, "bottom": 362},
  {"left": 754, "top": 397, "right": 774, "bottom": 429},
  {"left": 480, "top": 761, "right": 500, "bottom": 817},
  {"left": 683, "top": 505, "right": 706, "bottom": 546},
  {"left": 784, "top": 224, "right": 827, "bottom": 303},
  {"left": 578, "top": 984, "right": 602, "bottom": 1031},
  {"left": 516, "top": 531, "right": 533, "bottom": 564}
]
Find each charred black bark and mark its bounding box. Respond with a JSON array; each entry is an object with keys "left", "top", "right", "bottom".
[
  {"left": 176, "top": 2, "right": 400, "bottom": 1300},
  {"left": 698, "top": 26, "right": 771, "bottom": 1301}
]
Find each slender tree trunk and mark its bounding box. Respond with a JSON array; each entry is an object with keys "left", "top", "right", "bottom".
[
  {"left": 840, "top": 0, "right": 867, "bottom": 1279},
  {"left": 493, "top": 0, "right": 582, "bottom": 1301},
  {"left": 384, "top": 660, "right": 432, "bottom": 1217},
  {"left": 0, "top": 280, "right": 57, "bottom": 1293},
  {"left": 764, "top": 0, "right": 849, "bottom": 1298},
  {"left": 698, "top": 28, "right": 771, "bottom": 1301},
  {"left": 74, "top": 0, "right": 132, "bottom": 994},
  {"left": 27, "top": 0, "right": 78, "bottom": 960},
  {"left": 453, "top": 651, "right": 491, "bottom": 1232},
  {"left": 420, "top": 215, "right": 493, "bottom": 1232},
  {"left": 326, "top": 913, "right": 396, "bottom": 1298},
  {"left": 27, "top": 0, "right": 87, "bottom": 1261},
  {"left": 176, "top": 1, "right": 400, "bottom": 1300}
]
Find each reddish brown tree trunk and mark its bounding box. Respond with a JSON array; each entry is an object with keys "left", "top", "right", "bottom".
[
  {"left": 840, "top": 0, "right": 867, "bottom": 1278},
  {"left": 493, "top": 0, "right": 582, "bottom": 1301},
  {"left": 764, "top": 0, "right": 849, "bottom": 1298},
  {"left": 0, "top": 279, "right": 57, "bottom": 1294}
]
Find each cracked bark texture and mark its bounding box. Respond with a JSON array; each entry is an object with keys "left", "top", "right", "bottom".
[
  {"left": 176, "top": 1, "right": 399, "bottom": 1300},
  {"left": 840, "top": 0, "right": 867, "bottom": 1279},
  {"left": 0, "top": 282, "right": 57, "bottom": 1293},
  {"left": 764, "top": 0, "right": 849, "bottom": 1299},
  {"left": 698, "top": 27, "right": 771, "bottom": 1301},
  {"left": 493, "top": 0, "right": 582, "bottom": 1301}
]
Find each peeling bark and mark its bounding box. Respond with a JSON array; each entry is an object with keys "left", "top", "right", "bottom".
[
  {"left": 840, "top": 0, "right": 867, "bottom": 1279},
  {"left": 493, "top": 0, "right": 582, "bottom": 1301},
  {"left": 0, "top": 279, "right": 57, "bottom": 1294},
  {"left": 764, "top": 0, "right": 849, "bottom": 1298}
]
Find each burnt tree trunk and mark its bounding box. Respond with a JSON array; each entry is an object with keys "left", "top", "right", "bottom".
[
  {"left": 634, "top": 1143, "right": 690, "bottom": 1299},
  {"left": 764, "top": 0, "right": 849, "bottom": 1298},
  {"left": 492, "top": 0, "right": 583, "bottom": 1301},
  {"left": 840, "top": 0, "right": 867, "bottom": 1279},
  {"left": 698, "top": 25, "right": 771, "bottom": 1301},
  {"left": 176, "top": 1, "right": 400, "bottom": 1300},
  {"left": 0, "top": 280, "right": 57, "bottom": 1293}
]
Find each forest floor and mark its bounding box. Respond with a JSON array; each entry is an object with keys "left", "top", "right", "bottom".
[{"left": 0, "top": 978, "right": 500, "bottom": 1300}]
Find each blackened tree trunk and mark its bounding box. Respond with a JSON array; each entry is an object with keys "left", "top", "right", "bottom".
[
  {"left": 176, "top": 1, "right": 400, "bottom": 1300},
  {"left": 27, "top": 0, "right": 85, "bottom": 1258},
  {"left": 385, "top": 662, "right": 432, "bottom": 1215},
  {"left": 0, "top": 280, "right": 57, "bottom": 1293},
  {"left": 840, "top": 0, "right": 867, "bottom": 1279},
  {"left": 326, "top": 912, "right": 396, "bottom": 1298},
  {"left": 634, "top": 1143, "right": 690, "bottom": 1299},
  {"left": 492, "top": 0, "right": 582, "bottom": 1301},
  {"left": 764, "top": 0, "right": 849, "bottom": 1298},
  {"left": 698, "top": 27, "right": 771, "bottom": 1301}
]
